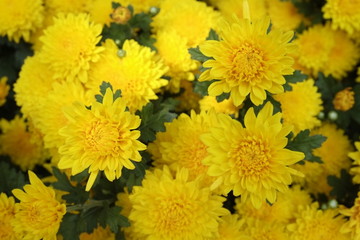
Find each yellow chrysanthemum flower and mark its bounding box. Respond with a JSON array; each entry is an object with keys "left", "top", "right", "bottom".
[
  {"left": 87, "top": 0, "right": 122, "bottom": 26},
  {"left": 154, "top": 29, "right": 198, "bottom": 93},
  {"left": 287, "top": 203, "right": 350, "bottom": 240},
  {"left": 148, "top": 110, "right": 220, "bottom": 187},
  {"left": 216, "top": 214, "right": 246, "bottom": 240},
  {"left": 0, "top": 116, "right": 47, "bottom": 171},
  {"left": 0, "top": 193, "right": 18, "bottom": 240},
  {"left": 199, "top": 96, "right": 241, "bottom": 118},
  {"left": 266, "top": 0, "right": 305, "bottom": 31},
  {"left": 79, "top": 226, "right": 115, "bottom": 240},
  {"left": 293, "top": 123, "right": 353, "bottom": 195},
  {"left": 34, "top": 81, "right": 92, "bottom": 151},
  {"left": 201, "top": 102, "right": 304, "bottom": 208},
  {"left": 349, "top": 142, "right": 360, "bottom": 184},
  {"left": 46, "top": 0, "right": 89, "bottom": 13},
  {"left": 152, "top": 0, "right": 220, "bottom": 47},
  {"left": 58, "top": 88, "right": 146, "bottom": 191},
  {"left": 340, "top": 192, "right": 360, "bottom": 239},
  {"left": 0, "top": 76, "right": 10, "bottom": 106},
  {"left": 333, "top": 87, "right": 355, "bottom": 111},
  {"left": 128, "top": 167, "right": 229, "bottom": 239},
  {"left": 11, "top": 171, "right": 66, "bottom": 240},
  {"left": 175, "top": 80, "right": 201, "bottom": 112},
  {"left": 39, "top": 13, "right": 104, "bottom": 83},
  {"left": 118, "top": 0, "right": 161, "bottom": 13},
  {"left": 0, "top": 0, "right": 44, "bottom": 42},
  {"left": 199, "top": 17, "right": 296, "bottom": 106},
  {"left": 209, "top": 0, "right": 267, "bottom": 22},
  {"left": 273, "top": 79, "right": 323, "bottom": 134},
  {"left": 323, "top": 0, "right": 360, "bottom": 35},
  {"left": 87, "top": 39, "right": 168, "bottom": 112},
  {"left": 242, "top": 220, "right": 289, "bottom": 240}
]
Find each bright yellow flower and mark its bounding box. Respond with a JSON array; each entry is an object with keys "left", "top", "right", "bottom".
[
  {"left": 175, "top": 80, "right": 201, "bottom": 112},
  {"left": 349, "top": 142, "right": 360, "bottom": 184},
  {"left": 323, "top": 0, "right": 360, "bottom": 35},
  {"left": 87, "top": 39, "right": 168, "bottom": 112},
  {"left": 118, "top": 0, "right": 161, "bottom": 13},
  {"left": 0, "top": 76, "right": 9, "bottom": 106},
  {"left": 46, "top": 0, "right": 89, "bottom": 13},
  {"left": 148, "top": 110, "right": 220, "bottom": 187},
  {"left": 216, "top": 214, "right": 246, "bottom": 240},
  {"left": 340, "top": 192, "right": 360, "bottom": 239},
  {"left": 0, "top": 116, "right": 47, "bottom": 171},
  {"left": 201, "top": 102, "right": 304, "bottom": 208},
  {"left": 128, "top": 167, "right": 229, "bottom": 239},
  {"left": 266, "top": 0, "right": 305, "bottom": 31},
  {"left": 0, "top": 0, "right": 44, "bottom": 42},
  {"left": 152, "top": 0, "right": 220, "bottom": 47},
  {"left": 273, "top": 79, "right": 323, "bottom": 134},
  {"left": 58, "top": 88, "right": 146, "bottom": 191},
  {"left": 199, "top": 17, "right": 296, "bottom": 106},
  {"left": 39, "top": 13, "right": 104, "bottom": 83},
  {"left": 154, "top": 29, "right": 198, "bottom": 93},
  {"left": 333, "top": 87, "right": 355, "bottom": 111},
  {"left": 11, "top": 171, "right": 66, "bottom": 240},
  {"left": 79, "top": 226, "right": 115, "bottom": 240},
  {"left": 199, "top": 96, "right": 241, "bottom": 118},
  {"left": 0, "top": 193, "right": 18, "bottom": 240},
  {"left": 288, "top": 203, "right": 350, "bottom": 240},
  {"left": 88, "top": 0, "right": 121, "bottom": 26},
  {"left": 242, "top": 220, "right": 289, "bottom": 240}
]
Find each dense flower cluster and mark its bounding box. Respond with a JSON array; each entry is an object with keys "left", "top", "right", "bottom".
[{"left": 0, "top": 0, "right": 360, "bottom": 239}]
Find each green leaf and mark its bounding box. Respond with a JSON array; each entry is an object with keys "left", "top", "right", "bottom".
[
  {"left": 315, "top": 72, "right": 342, "bottom": 102},
  {"left": 52, "top": 167, "right": 89, "bottom": 204},
  {"left": 129, "top": 12, "right": 152, "bottom": 33},
  {"left": 0, "top": 159, "right": 26, "bottom": 195},
  {"left": 101, "top": 23, "right": 132, "bottom": 47},
  {"left": 99, "top": 206, "right": 130, "bottom": 233},
  {"left": 188, "top": 47, "right": 212, "bottom": 62},
  {"left": 95, "top": 82, "right": 122, "bottom": 104},
  {"left": 328, "top": 169, "right": 358, "bottom": 207},
  {"left": 206, "top": 29, "right": 219, "bottom": 41},
  {"left": 59, "top": 213, "right": 81, "bottom": 240},
  {"left": 216, "top": 92, "right": 230, "bottom": 102},
  {"left": 283, "top": 70, "right": 307, "bottom": 91},
  {"left": 193, "top": 80, "right": 214, "bottom": 97},
  {"left": 286, "top": 129, "right": 327, "bottom": 163}
]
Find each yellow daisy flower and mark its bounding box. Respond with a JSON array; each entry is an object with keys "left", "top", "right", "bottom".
[
  {"left": 11, "top": 171, "right": 66, "bottom": 240},
  {"left": 340, "top": 192, "right": 360, "bottom": 239},
  {"left": 0, "top": 193, "right": 18, "bottom": 240},
  {"left": 0, "top": 76, "right": 10, "bottom": 106},
  {"left": 199, "top": 96, "right": 241, "bottom": 118},
  {"left": 87, "top": 39, "right": 168, "bottom": 112},
  {"left": 349, "top": 141, "right": 360, "bottom": 184},
  {"left": 0, "top": 0, "right": 44, "bottom": 42},
  {"left": 0, "top": 116, "right": 47, "bottom": 171},
  {"left": 39, "top": 13, "right": 104, "bottom": 83},
  {"left": 152, "top": 0, "right": 220, "bottom": 47},
  {"left": 148, "top": 110, "right": 220, "bottom": 187},
  {"left": 128, "top": 167, "right": 229, "bottom": 239},
  {"left": 199, "top": 17, "right": 296, "bottom": 106},
  {"left": 79, "top": 226, "right": 115, "bottom": 240},
  {"left": 323, "top": 0, "right": 360, "bottom": 35},
  {"left": 287, "top": 203, "right": 350, "bottom": 240},
  {"left": 201, "top": 102, "right": 304, "bottom": 208},
  {"left": 273, "top": 79, "right": 323, "bottom": 134},
  {"left": 58, "top": 88, "right": 146, "bottom": 191}
]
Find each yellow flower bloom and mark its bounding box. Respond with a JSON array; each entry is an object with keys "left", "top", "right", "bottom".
[
  {"left": 340, "top": 192, "right": 360, "bottom": 239},
  {"left": 201, "top": 102, "right": 304, "bottom": 208},
  {"left": 87, "top": 0, "right": 116, "bottom": 26},
  {"left": 0, "top": 193, "right": 18, "bottom": 240},
  {"left": 216, "top": 214, "right": 246, "bottom": 240},
  {"left": 79, "top": 226, "right": 115, "bottom": 240},
  {"left": 87, "top": 39, "right": 168, "bottom": 112},
  {"left": 0, "top": 116, "right": 47, "bottom": 171},
  {"left": 154, "top": 29, "right": 198, "bottom": 93},
  {"left": 266, "top": 0, "right": 305, "bottom": 31},
  {"left": 0, "top": 76, "right": 10, "bottom": 106},
  {"left": 46, "top": 0, "right": 89, "bottom": 13},
  {"left": 152, "top": 0, "right": 220, "bottom": 47},
  {"left": 288, "top": 203, "right": 350, "bottom": 240},
  {"left": 11, "top": 171, "right": 66, "bottom": 240},
  {"left": 273, "top": 79, "right": 323, "bottom": 134},
  {"left": 349, "top": 142, "right": 360, "bottom": 184},
  {"left": 199, "top": 17, "right": 296, "bottom": 106},
  {"left": 128, "top": 167, "right": 229, "bottom": 239},
  {"left": 58, "top": 88, "right": 146, "bottom": 191},
  {"left": 333, "top": 87, "right": 355, "bottom": 111},
  {"left": 242, "top": 220, "right": 289, "bottom": 240},
  {"left": 39, "top": 13, "right": 104, "bottom": 83},
  {"left": 175, "top": 80, "right": 201, "bottom": 112},
  {"left": 148, "top": 110, "right": 220, "bottom": 187},
  {"left": 118, "top": 0, "right": 161, "bottom": 13},
  {"left": 199, "top": 96, "right": 241, "bottom": 118},
  {"left": 323, "top": 0, "right": 360, "bottom": 35},
  {"left": 0, "top": 0, "right": 44, "bottom": 42}
]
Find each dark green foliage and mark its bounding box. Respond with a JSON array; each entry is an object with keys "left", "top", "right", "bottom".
[
  {"left": 283, "top": 70, "right": 307, "bottom": 91},
  {"left": 0, "top": 159, "right": 26, "bottom": 196},
  {"left": 328, "top": 169, "right": 359, "bottom": 207},
  {"left": 95, "top": 81, "right": 122, "bottom": 103},
  {"left": 193, "top": 80, "right": 214, "bottom": 97}
]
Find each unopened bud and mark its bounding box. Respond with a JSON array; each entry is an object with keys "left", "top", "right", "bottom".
[
  {"left": 112, "top": 6, "right": 131, "bottom": 24},
  {"left": 333, "top": 87, "right": 355, "bottom": 111}
]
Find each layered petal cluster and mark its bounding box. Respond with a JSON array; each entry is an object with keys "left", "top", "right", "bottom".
[
  {"left": 58, "top": 88, "right": 146, "bottom": 191},
  {"left": 349, "top": 141, "right": 360, "bottom": 184},
  {"left": 201, "top": 102, "right": 304, "bottom": 208},
  {"left": 128, "top": 167, "right": 229, "bottom": 239},
  {"left": 11, "top": 171, "right": 66, "bottom": 240},
  {"left": 0, "top": 193, "right": 17, "bottom": 240},
  {"left": 0, "top": 76, "right": 9, "bottom": 107},
  {"left": 340, "top": 192, "right": 360, "bottom": 239},
  {"left": 199, "top": 17, "right": 296, "bottom": 106}
]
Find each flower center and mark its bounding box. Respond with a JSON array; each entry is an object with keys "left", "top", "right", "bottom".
[
  {"left": 230, "top": 42, "right": 265, "bottom": 84},
  {"left": 230, "top": 136, "right": 271, "bottom": 177},
  {"left": 84, "top": 120, "right": 120, "bottom": 154},
  {"left": 181, "top": 139, "right": 208, "bottom": 174}
]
